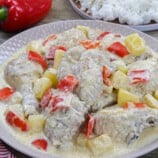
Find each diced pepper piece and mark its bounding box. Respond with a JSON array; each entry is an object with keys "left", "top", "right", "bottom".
[
  {"left": 53, "top": 50, "right": 65, "bottom": 69},
  {"left": 124, "top": 102, "right": 146, "bottom": 109},
  {"left": 49, "top": 96, "right": 68, "bottom": 112},
  {"left": 33, "top": 77, "right": 52, "bottom": 99},
  {"left": 40, "top": 88, "right": 52, "bottom": 108},
  {"left": 42, "top": 34, "right": 57, "bottom": 46},
  {"left": 5, "top": 111, "right": 28, "bottom": 131},
  {"left": 118, "top": 89, "right": 140, "bottom": 106},
  {"left": 47, "top": 46, "right": 67, "bottom": 60},
  {"left": 43, "top": 68, "right": 58, "bottom": 88},
  {"left": 107, "top": 42, "right": 129, "bottom": 57},
  {"left": 102, "top": 65, "right": 111, "bottom": 79},
  {"left": 97, "top": 32, "right": 110, "bottom": 40},
  {"left": 111, "top": 71, "right": 128, "bottom": 89},
  {"left": 57, "top": 75, "right": 78, "bottom": 92},
  {"left": 28, "top": 51, "right": 48, "bottom": 69},
  {"left": 32, "top": 139, "right": 48, "bottom": 150},
  {"left": 134, "top": 102, "right": 146, "bottom": 108},
  {"left": 0, "top": 87, "right": 14, "bottom": 100},
  {"left": 86, "top": 114, "right": 96, "bottom": 139},
  {"left": 115, "top": 34, "right": 121, "bottom": 38},
  {"left": 86, "top": 134, "right": 113, "bottom": 156},
  {"left": 80, "top": 40, "right": 100, "bottom": 49},
  {"left": 144, "top": 94, "right": 158, "bottom": 109},
  {"left": 26, "top": 41, "right": 42, "bottom": 53},
  {"left": 154, "top": 90, "right": 158, "bottom": 100},
  {"left": 128, "top": 69, "right": 150, "bottom": 84},
  {"left": 125, "top": 33, "right": 146, "bottom": 56},
  {"left": 102, "top": 65, "right": 111, "bottom": 86},
  {"left": 77, "top": 25, "right": 89, "bottom": 37},
  {"left": 28, "top": 114, "right": 46, "bottom": 133}
]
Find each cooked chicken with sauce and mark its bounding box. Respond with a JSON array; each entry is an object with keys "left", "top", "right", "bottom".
[
  {"left": 94, "top": 105, "right": 158, "bottom": 144},
  {"left": 1, "top": 26, "right": 158, "bottom": 158},
  {"left": 4, "top": 53, "right": 43, "bottom": 115}
]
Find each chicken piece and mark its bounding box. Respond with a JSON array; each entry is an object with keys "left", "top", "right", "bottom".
[
  {"left": 58, "top": 49, "right": 122, "bottom": 110},
  {"left": 42, "top": 28, "right": 87, "bottom": 56},
  {"left": 94, "top": 105, "right": 158, "bottom": 144},
  {"left": 126, "top": 57, "right": 158, "bottom": 96},
  {"left": 4, "top": 53, "right": 43, "bottom": 115},
  {"left": 57, "top": 46, "right": 85, "bottom": 79},
  {"left": 44, "top": 92, "right": 88, "bottom": 148}
]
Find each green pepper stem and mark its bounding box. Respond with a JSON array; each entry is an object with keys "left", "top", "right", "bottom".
[{"left": 0, "top": 7, "right": 8, "bottom": 21}]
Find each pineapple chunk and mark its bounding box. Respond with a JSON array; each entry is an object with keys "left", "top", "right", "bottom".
[
  {"left": 28, "top": 114, "right": 46, "bottom": 132},
  {"left": 77, "top": 25, "right": 89, "bottom": 37},
  {"left": 26, "top": 40, "right": 42, "bottom": 54},
  {"left": 154, "top": 90, "right": 158, "bottom": 100},
  {"left": 86, "top": 134, "right": 113, "bottom": 156},
  {"left": 118, "top": 89, "right": 140, "bottom": 106},
  {"left": 117, "top": 66, "right": 128, "bottom": 74},
  {"left": 53, "top": 50, "right": 64, "bottom": 69},
  {"left": 111, "top": 71, "right": 128, "bottom": 89},
  {"left": 44, "top": 68, "right": 58, "bottom": 88},
  {"left": 33, "top": 77, "right": 52, "bottom": 99},
  {"left": 76, "top": 134, "right": 88, "bottom": 146},
  {"left": 125, "top": 33, "right": 146, "bottom": 56},
  {"left": 144, "top": 94, "right": 158, "bottom": 109}
]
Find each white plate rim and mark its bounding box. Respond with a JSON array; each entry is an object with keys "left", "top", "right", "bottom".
[
  {"left": 0, "top": 20, "right": 158, "bottom": 158},
  {"left": 69, "top": 0, "right": 158, "bottom": 32}
]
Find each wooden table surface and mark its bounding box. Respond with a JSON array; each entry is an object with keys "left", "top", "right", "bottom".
[{"left": 0, "top": 0, "right": 158, "bottom": 157}]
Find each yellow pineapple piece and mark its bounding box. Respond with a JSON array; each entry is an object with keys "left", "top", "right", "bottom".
[
  {"left": 144, "top": 94, "right": 158, "bottom": 109},
  {"left": 26, "top": 40, "right": 42, "bottom": 54},
  {"left": 77, "top": 25, "right": 89, "bottom": 37},
  {"left": 33, "top": 77, "right": 52, "bottom": 99},
  {"left": 44, "top": 68, "right": 58, "bottom": 88},
  {"left": 111, "top": 71, "right": 128, "bottom": 89},
  {"left": 86, "top": 134, "right": 113, "bottom": 156},
  {"left": 117, "top": 66, "right": 128, "bottom": 74},
  {"left": 125, "top": 33, "right": 146, "bottom": 56},
  {"left": 53, "top": 50, "right": 64, "bottom": 69},
  {"left": 28, "top": 114, "right": 46, "bottom": 132},
  {"left": 118, "top": 89, "right": 140, "bottom": 106},
  {"left": 154, "top": 90, "right": 158, "bottom": 100}
]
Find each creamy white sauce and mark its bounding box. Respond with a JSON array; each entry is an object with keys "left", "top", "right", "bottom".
[{"left": 0, "top": 33, "right": 158, "bottom": 158}]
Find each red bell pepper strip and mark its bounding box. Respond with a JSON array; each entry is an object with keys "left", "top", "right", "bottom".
[
  {"left": 28, "top": 51, "right": 48, "bottom": 69},
  {"left": 5, "top": 111, "right": 28, "bottom": 131},
  {"left": 102, "top": 65, "right": 112, "bottom": 86},
  {"left": 32, "top": 139, "right": 48, "bottom": 151},
  {"left": 48, "top": 96, "right": 70, "bottom": 112},
  {"left": 0, "top": 0, "right": 52, "bottom": 32},
  {"left": 80, "top": 40, "right": 100, "bottom": 49},
  {"left": 46, "top": 45, "right": 67, "bottom": 60},
  {"left": 57, "top": 75, "right": 78, "bottom": 92},
  {"left": 128, "top": 69, "right": 150, "bottom": 84},
  {"left": 42, "top": 35, "right": 57, "bottom": 46},
  {"left": 124, "top": 102, "right": 146, "bottom": 109},
  {"left": 97, "top": 32, "right": 110, "bottom": 40},
  {"left": 40, "top": 88, "right": 52, "bottom": 108},
  {"left": 0, "top": 87, "right": 14, "bottom": 100},
  {"left": 107, "top": 42, "right": 129, "bottom": 57},
  {"left": 115, "top": 34, "right": 121, "bottom": 38},
  {"left": 86, "top": 114, "right": 96, "bottom": 139}
]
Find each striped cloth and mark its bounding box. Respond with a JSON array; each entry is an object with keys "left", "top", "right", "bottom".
[{"left": 0, "top": 140, "right": 16, "bottom": 158}]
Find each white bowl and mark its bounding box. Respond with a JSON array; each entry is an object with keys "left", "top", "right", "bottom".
[
  {"left": 0, "top": 20, "right": 158, "bottom": 158},
  {"left": 69, "top": 0, "right": 158, "bottom": 32}
]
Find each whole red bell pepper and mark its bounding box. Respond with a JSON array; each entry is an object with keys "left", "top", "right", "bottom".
[{"left": 0, "top": 0, "right": 52, "bottom": 32}]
